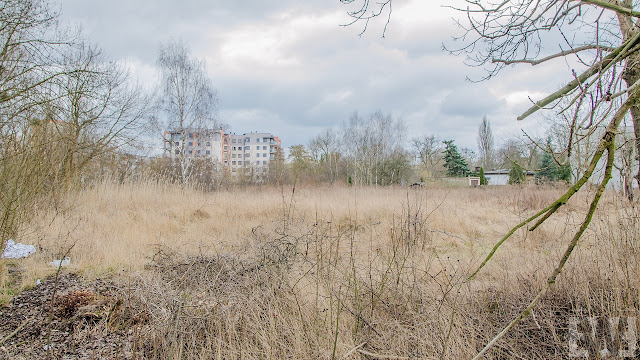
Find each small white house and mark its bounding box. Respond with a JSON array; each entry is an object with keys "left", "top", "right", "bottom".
[{"left": 484, "top": 169, "right": 510, "bottom": 186}]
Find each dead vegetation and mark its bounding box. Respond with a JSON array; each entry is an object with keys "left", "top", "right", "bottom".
[{"left": 0, "top": 181, "right": 638, "bottom": 358}]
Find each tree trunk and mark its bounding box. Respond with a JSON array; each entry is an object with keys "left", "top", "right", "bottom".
[{"left": 619, "top": 3, "right": 640, "bottom": 200}]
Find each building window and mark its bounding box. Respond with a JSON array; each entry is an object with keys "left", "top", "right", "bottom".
[
  {"left": 256, "top": 138, "right": 260, "bottom": 143},
  {"left": 206, "top": 150, "right": 211, "bottom": 155},
  {"left": 238, "top": 161, "right": 242, "bottom": 165},
  {"left": 175, "top": 141, "right": 180, "bottom": 146},
  {"left": 232, "top": 139, "right": 236, "bottom": 143},
  {"left": 245, "top": 153, "right": 250, "bottom": 158},
  {"left": 175, "top": 150, "right": 179, "bottom": 154},
  {"left": 263, "top": 161, "right": 267, "bottom": 165},
  {"left": 245, "top": 146, "right": 249, "bottom": 150},
  {"left": 197, "top": 150, "right": 201, "bottom": 155},
  {"left": 263, "top": 138, "right": 268, "bottom": 143},
  {"left": 223, "top": 146, "right": 227, "bottom": 150},
  {"left": 232, "top": 161, "right": 236, "bottom": 165},
  {"left": 206, "top": 142, "right": 211, "bottom": 146},
  {"left": 256, "top": 161, "right": 260, "bottom": 165},
  {"left": 262, "top": 146, "right": 267, "bottom": 150},
  {"left": 232, "top": 154, "right": 236, "bottom": 158},
  {"left": 224, "top": 160, "right": 227, "bottom": 165}
]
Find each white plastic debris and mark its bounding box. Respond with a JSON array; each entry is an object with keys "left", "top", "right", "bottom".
[
  {"left": 36, "top": 279, "right": 41, "bottom": 285},
  {"left": 48, "top": 257, "right": 71, "bottom": 268},
  {"left": 1, "top": 239, "right": 36, "bottom": 259}
]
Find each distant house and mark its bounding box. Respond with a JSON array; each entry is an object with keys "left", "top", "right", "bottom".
[
  {"left": 484, "top": 169, "right": 510, "bottom": 185},
  {"left": 483, "top": 169, "right": 535, "bottom": 185},
  {"left": 468, "top": 176, "right": 481, "bottom": 186}
]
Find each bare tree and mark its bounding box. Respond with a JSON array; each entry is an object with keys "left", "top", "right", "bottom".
[
  {"left": 0, "top": 0, "right": 81, "bottom": 245},
  {"left": 339, "top": 0, "right": 640, "bottom": 357},
  {"left": 342, "top": 111, "right": 408, "bottom": 185},
  {"left": 157, "top": 40, "right": 220, "bottom": 186},
  {"left": 308, "top": 128, "right": 341, "bottom": 183},
  {"left": 44, "top": 44, "right": 152, "bottom": 188},
  {"left": 445, "top": 1, "right": 640, "bottom": 357},
  {"left": 413, "top": 134, "right": 443, "bottom": 178},
  {"left": 477, "top": 116, "right": 494, "bottom": 170}
]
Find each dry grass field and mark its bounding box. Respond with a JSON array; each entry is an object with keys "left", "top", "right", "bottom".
[{"left": 1, "top": 180, "right": 638, "bottom": 359}]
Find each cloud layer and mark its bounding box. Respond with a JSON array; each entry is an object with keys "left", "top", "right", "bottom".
[{"left": 55, "top": 0, "right": 569, "bottom": 151}]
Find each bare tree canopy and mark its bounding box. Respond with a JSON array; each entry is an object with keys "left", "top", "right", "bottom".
[
  {"left": 477, "top": 115, "right": 494, "bottom": 169},
  {"left": 157, "top": 40, "right": 220, "bottom": 185},
  {"left": 342, "top": 111, "right": 409, "bottom": 186},
  {"left": 413, "top": 134, "right": 443, "bottom": 177},
  {"left": 0, "top": 0, "right": 153, "bottom": 244},
  {"left": 0, "top": 0, "right": 77, "bottom": 130},
  {"left": 157, "top": 40, "right": 219, "bottom": 133},
  {"left": 45, "top": 44, "right": 153, "bottom": 187}
]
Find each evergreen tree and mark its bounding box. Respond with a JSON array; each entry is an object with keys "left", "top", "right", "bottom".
[
  {"left": 508, "top": 163, "right": 525, "bottom": 184},
  {"left": 442, "top": 140, "right": 470, "bottom": 177},
  {"left": 535, "top": 152, "right": 557, "bottom": 184},
  {"left": 535, "top": 152, "right": 572, "bottom": 184},
  {"left": 479, "top": 167, "right": 488, "bottom": 185}
]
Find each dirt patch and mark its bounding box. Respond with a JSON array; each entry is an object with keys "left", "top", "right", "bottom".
[{"left": 0, "top": 274, "right": 141, "bottom": 360}]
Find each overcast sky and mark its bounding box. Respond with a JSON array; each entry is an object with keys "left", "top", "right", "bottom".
[{"left": 53, "top": 0, "right": 571, "bottom": 153}]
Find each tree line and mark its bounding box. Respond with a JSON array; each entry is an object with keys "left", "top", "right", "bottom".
[{"left": 283, "top": 113, "right": 579, "bottom": 187}]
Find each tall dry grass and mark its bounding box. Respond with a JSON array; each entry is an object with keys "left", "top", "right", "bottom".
[{"left": 3, "top": 179, "right": 639, "bottom": 358}]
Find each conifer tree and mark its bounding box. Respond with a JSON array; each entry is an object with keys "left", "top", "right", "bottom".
[
  {"left": 508, "top": 163, "right": 525, "bottom": 185},
  {"left": 535, "top": 152, "right": 572, "bottom": 184},
  {"left": 479, "top": 167, "right": 488, "bottom": 185},
  {"left": 442, "top": 140, "right": 470, "bottom": 177}
]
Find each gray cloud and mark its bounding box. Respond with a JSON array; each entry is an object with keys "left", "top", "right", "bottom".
[
  {"left": 54, "top": 0, "right": 569, "bottom": 151},
  {"left": 440, "top": 86, "right": 506, "bottom": 118}
]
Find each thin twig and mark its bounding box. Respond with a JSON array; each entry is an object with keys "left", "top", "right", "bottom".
[
  {"left": 340, "top": 342, "right": 366, "bottom": 359},
  {"left": 0, "top": 318, "right": 29, "bottom": 345}
]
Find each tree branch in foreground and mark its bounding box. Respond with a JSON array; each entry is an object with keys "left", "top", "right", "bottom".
[
  {"left": 517, "top": 31, "right": 640, "bottom": 120},
  {"left": 579, "top": 0, "right": 640, "bottom": 18},
  {"left": 492, "top": 44, "right": 616, "bottom": 66},
  {"left": 471, "top": 87, "right": 637, "bottom": 359}
]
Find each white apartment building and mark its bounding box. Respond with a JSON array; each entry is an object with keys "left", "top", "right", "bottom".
[
  {"left": 164, "top": 129, "right": 225, "bottom": 163},
  {"left": 164, "top": 129, "right": 281, "bottom": 173},
  {"left": 227, "top": 132, "right": 282, "bottom": 174}
]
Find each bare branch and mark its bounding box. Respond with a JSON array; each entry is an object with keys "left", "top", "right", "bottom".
[
  {"left": 492, "top": 44, "right": 616, "bottom": 65},
  {"left": 518, "top": 32, "right": 640, "bottom": 120},
  {"left": 579, "top": 0, "right": 640, "bottom": 18}
]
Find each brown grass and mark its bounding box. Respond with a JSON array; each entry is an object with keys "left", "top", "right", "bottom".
[{"left": 2, "top": 179, "right": 638, "bottom": 359}]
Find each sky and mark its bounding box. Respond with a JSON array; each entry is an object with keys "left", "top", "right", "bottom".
[{"left": 52, "top": 0, "right": 572, "bottom": 154}]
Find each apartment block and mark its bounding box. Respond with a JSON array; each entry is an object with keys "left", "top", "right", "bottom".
[
  {"left": 164, "top": 129, "right": 281, "bottom": 172},
  {"left": 227, "top": 132, "right": 282, "bottom": 174},
  {"left": 163, "top": 129, "right": 225, "bottom": 163}
]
